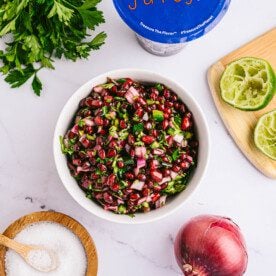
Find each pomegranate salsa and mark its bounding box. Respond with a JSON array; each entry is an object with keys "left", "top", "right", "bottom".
[{"left": 60, "top": 78, "right": 198, "bottom": 215}]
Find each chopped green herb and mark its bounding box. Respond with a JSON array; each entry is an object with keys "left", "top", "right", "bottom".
[
  {"left": 117, "top": 78, "right": 126, "bottom": 83},
  {"left": 133, "top": 123, "right": 144, "bottom": 134},
  {"left": 172, "top": 149, "right": 180, "bottom": 161},
  {"left": 155, "top": 83, "right": 163, "bottom": 92},
  {"left": 101, "top": 83, "right": 114, "bottom": 89}
]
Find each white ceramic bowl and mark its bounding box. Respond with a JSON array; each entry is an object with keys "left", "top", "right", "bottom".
[{"left": 54, "top": 69, "right": 210, "bottom": 224}]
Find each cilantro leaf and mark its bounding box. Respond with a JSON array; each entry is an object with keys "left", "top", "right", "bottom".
[
  {"left": 0, "top": 0, "right": 106, "bottom": 96},
  {"left": 5, "top": 66, "right": 36, "bottom": 88},
  {"left": 78, "top": 9, "right": 105, "bottom": 30},
  {"left": 32, "top": 75, "right": 43, "bottom": 96},
  {"left": 133, "top": 123, "right": 144, "bottom": 134},
  {"left": 80, "top": 0, "right": 102, "bottom": 9}
]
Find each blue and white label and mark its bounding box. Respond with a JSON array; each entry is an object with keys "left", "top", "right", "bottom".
[{"left": 113, "top": 0, "right": 231, "bottom": 44}]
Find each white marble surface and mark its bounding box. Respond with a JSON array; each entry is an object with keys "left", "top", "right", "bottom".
[{"left": 0, "top": 1, "right": 275, "bottom": 275}]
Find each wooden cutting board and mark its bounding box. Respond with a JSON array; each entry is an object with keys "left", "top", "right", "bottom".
[{"left": 208, "top": 28, "right": 276, "bottom": 179}]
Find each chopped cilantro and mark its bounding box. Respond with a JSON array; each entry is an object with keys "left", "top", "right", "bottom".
[{"left": 133, "top": 123, "right": 144, "bottom": 134}]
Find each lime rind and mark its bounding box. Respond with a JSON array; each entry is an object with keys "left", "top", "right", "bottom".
[
  {"left": 220, "top": 57, "right": 276, "bottom": 111},
  {"left": 254, "top": 109, "right": 276, "bottom": 160}
]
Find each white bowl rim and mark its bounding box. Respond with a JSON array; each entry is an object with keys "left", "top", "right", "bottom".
[{"left": 53, "top": 68, "right": 210, "bottom": 224}]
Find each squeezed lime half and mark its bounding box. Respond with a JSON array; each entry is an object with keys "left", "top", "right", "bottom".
[
  {"left": 254, "top": 109, "right": 276, "bottom": 160},
  {"left": 220, "top": 57, "right": 276, "bottom": 111}
]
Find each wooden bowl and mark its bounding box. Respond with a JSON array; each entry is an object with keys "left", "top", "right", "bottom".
[{"left": 0, "top": 211, "right": 98, "bottom": 275}]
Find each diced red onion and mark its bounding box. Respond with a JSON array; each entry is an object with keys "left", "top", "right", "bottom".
[
  {"left": 77, "top": 162, "right": 91, "bottom": 173},
  {"left": 135, "top": 147, "right": 146, "bottom": 158},
  {"left": 104, "top": 205, "right": 118, "bottom": 211},
  {"left": 71, "top": 124, "right": 79, "bottom": 134},
  {"left": 173, "top": 134, "right": 184, "bottom": 144},
  {"left": 137, "top": 158, "right": 146, "bottom": 169},
  {"left": 131, "top": 180, "right": 145, "bottom": 191},
  {"left": 155, "top": 195, "right": 167, "bottom": 208},
  {"left": 138, "top": 197, "right": 147, "bottom": 205},
  {"left": 187, "top": 155, "right": 193, "bottom": 163},
  {"left": 125, "top": 144, "right": 131, "bottom": 153},
  {"left": 160, "top": 176, "right": 171, "bottom": 184},
  {"left": 83, "top": 117, "right": 94, "bottom": 126},
  {"left": 142, "top": 112, "right": 149, "bottom": 121},
  {"left": 94, "top": 85, "right": 104, "bottom": 93},
  {"left": 152, "top": 149, "right": 164, "bottom": 155},
  {"left": 134, "top": 167, "right": 140, "bottom": 176},
  {"left": 170, "top": 171, "right": 178, "bottom": 179},
  {"left": 125, "top": 86, "right": 139, "bottom": 103},
  {"left": 79, "top": 135, "right": 90, "bottom": 148},
  {"left": 81, "top": 180, "right": 91, "bottom": 188}
]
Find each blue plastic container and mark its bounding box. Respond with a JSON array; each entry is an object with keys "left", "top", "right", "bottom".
[{"left": 113, "top": 0, "right": 231, "bottom": 56}]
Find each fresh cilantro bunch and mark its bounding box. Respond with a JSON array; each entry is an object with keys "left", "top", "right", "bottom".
[{"left": 0, "top": 0, "right": 106, "bottom": 96}]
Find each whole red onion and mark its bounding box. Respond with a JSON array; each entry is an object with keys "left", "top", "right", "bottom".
[{"left": 174, "top": 215, "right": 248, "bottom": 276}]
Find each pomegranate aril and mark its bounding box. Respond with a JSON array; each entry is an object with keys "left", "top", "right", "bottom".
[
  {"left": 72, "top": 159, "right": 82, "bottom": 166},
  {"left": 96, "top": 137, "right": 103, "bottom": 146},
  {"left": 80, "top": 136, "right": 90, "bottom": 148},
  {"left": 163, "top": 169, "right": 171, "bottom": 177},
  {"left": 104, "top": 95, "right": 113, "bottom": 103},
  {"left": 149, "top": 159, "right": 159, "bottom": 170},
  {"left": 111, "top": 183, "right": 120, "bottom": 191},
  {"left": 103, "top": 192, "right": 113, "bottom": 204},
  {"left": 161, "top": 183, "right": 168, "bottom": 190},
  {"left": 130, "top": 148, "right": 135, "bottom": 158},
  {"left": 138, "top": 174, "right": 146, "bottom": 181},
  {"left": 98, "top": 149, "right": 106, "bottom": 159},
  {"left": 181, "top": 117, "right": 191, "bottom": 130},
  {"left": 103, "top": 119, "right": 110, "bottom": 127},
  {"left": 95, "top": 116, "right": 104, "bottom": 126},
  {"left": 162, "top": 120, "right": 169, "bottom": 130},
  {"left": 98, "top": 163, "right": 107, "bottom": 172},
  {"left": 150, "top": 170, "right": 163, "bottom": 182},
  {"left": 91, "top": 173, "right": 100, "bottom": 180},
  {"left": 163, "top": 89, "right": 171, "bottom": 99},
  {"left": 171, "top": 94, "right": 178, "bottom": 101},
  {"left": 107, "top": 149, "right": 117, "bottom": 158},
  {"left": 133, "top": 102, "right": 141, "bottom": 109},
  {"left": 135, "top": 108, "right": 144, "bottom": 117},
  {"left": 128, "top": 134, "right": 135, "bottom": 145},
  {"left": 130, "top": 193, "right": 140, "bottom": 201},
  {"left": 150, "top": 92, "right": 158, "bottom": 101},
  {"left": 142, "top": 188, "right": 150, "bottom": 197},
  {"left": 84, "top": 126, "right": 93, "bottom": 134},
  {"left": 117, "top": 161, "right": 124, "bottom": 168},
  {"left": 107, "top": 174, "right": 116, "bottom": 185},
  {"left": 180, "top": 161, "right": 190, "bottom": 169},
  {"left": 141, "top": 135, "right": 155, "bottom": 145},
  {"left": 125, "top": 172, "right": 134, "bottom": 180},
  {"left": 89, "top": 157, "right": 97, "bottom": 165},
  {"left": 172, "top": 165, "right": 181, "bottom": 172},
  {"left": 174, "top": 102, "right": 180, "bottom": 109},
  {"left": 120, "top": 120, "right": 127, "bottom": 129},
  {"left": 109, "top": 140, "right": 117, "bottom": 148},
  {"left": 152, "top": 193, "right": 161, "bottom": 202},
  {"left": 88, "top": 100, "right": 103, "bottom": 108},
  {"left": 68, "top": 131, "right": 77, "bottom": 139},
  {"left": 165, "top": 101, "right": 174, "bottom": 108}
]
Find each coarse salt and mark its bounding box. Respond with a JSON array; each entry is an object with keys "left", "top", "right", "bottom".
[{"left": 5, "top": 222, "right": 87, "bottom": 276}]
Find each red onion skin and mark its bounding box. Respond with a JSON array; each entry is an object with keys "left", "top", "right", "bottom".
[{"left": 174, "top": 215, "right": 248, "bottom": 276}]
